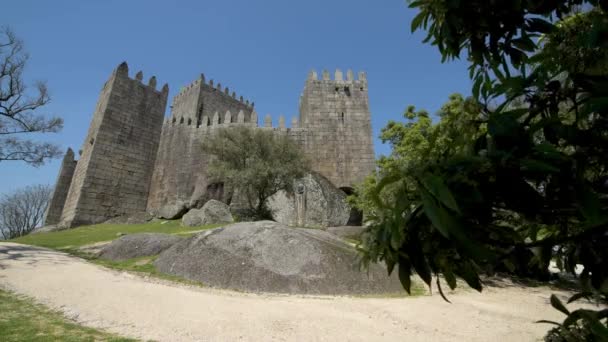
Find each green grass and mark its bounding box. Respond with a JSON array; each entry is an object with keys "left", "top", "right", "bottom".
[
  {"left": 0, "top": 289, "right": 137, "bottom": 342},
  {"left": 89, "top": 255, "right": 205, "bottom": 287},
  {"left": 10, "top": 220, "right": 221, "bottom": 250},
  {"left": 7, "top": 220, "right": 217, "bottom": 288}
]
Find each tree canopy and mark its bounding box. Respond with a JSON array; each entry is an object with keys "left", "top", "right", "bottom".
[
  {"left": 0, "top": 27, "right": 62, "bottom": 166},
  {"left": 202, "top": 126, "right": 308, "bottom": 220},
  {"left": 353, "top": 1, "right": 608, "bottom": 339}
]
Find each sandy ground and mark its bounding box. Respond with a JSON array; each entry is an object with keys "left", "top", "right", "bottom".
[{"left": 0, "top": 242, "right": 600, "bottom": 342}]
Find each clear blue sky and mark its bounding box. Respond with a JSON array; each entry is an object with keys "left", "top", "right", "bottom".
[{"left": 1, "top": 0, "right": 471, "bottom": 195}]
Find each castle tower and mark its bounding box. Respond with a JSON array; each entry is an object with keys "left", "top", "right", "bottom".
[
  {"left": 298, "top": 69, "right": 375, "bottom": 189},
  {"left": 146, "top": 74, "right": 255, "bottom": 212},
  {"left": 168, "top": 73, "right": 255, "bottom": 127},
  {"left": 58, "top": 62, "right": 168, "bottom": 227},
  {"left": 44, "top": 148, "right": 77, "bottom": 225}
]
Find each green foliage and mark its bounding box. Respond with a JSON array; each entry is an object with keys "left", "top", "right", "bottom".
[
  {"left": 202, "top": 126, "right": 308, "bottom": 219},
  {"left": 542, "top": 294, "right": 608, "bottom": 341},
  {"left": 11, "top": 220, "right": 219, "bottom": 249},
  {"left": 355, "top": 1, "right": 608, "bottom": 339},
  {"left": 0, "top": 289, "right": 134, "bottom": 342}
]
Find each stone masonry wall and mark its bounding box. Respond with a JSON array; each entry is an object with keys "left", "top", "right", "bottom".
[
  {"left": 50, "top": 66, "right": 375, "bottom": 225},
  {"left": 147, "top": 76, "right": 255, "bottom": 212},
  {"left": 298, "top": 69, "right": 376, "bottom": 189},
  {"left": 147, "top": 69, "right": 375, "bottom": 213},
  {"left": 169, "top": 75, "right": 255, "bottom": 127},
  {"left": 59, "top": 62, "right": 168, "bottom": 227},
  {"left": 44, "top": 148, "right": 77, "bottom": 225}
]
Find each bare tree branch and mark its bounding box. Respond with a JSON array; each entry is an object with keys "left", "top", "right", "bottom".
[
  {"left": 0, "top": 26, "right": 62, "bottom": 166},
  {"left": 0, "top": 184, "right": 52, "bottom": 239}
]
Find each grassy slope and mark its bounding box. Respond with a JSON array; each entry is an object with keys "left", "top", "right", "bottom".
[
  {"left": 8, "top": 220, "right": 425, "bottom": 297},
  {"left": 7, "top": 220, "right": 218, "bottom": 288},
  {"left": 0, "top": 289, "right": 136, "bottom": 342},
  {"left": 10, "top": 220, "right": 220, "bottom": 249}
]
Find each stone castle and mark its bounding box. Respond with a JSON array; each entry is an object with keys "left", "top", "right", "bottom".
[{"left": 44, "top": 62, "right": 375, "bottom": 228}]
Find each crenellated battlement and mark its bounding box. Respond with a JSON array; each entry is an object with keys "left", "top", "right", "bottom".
[
  {"left": 307, "top": 68, "right": 367, "bottom": 83},
  {"left": 172, "top": 73, "right": 254, "bottom": 110},
  {"left": 162, "top": 111, "right": 309, "bottom": 133},
  {"left": 165, "top": 109, "right": 259, "bottom": 128},
  {"left": 114, "top": 62, "right": 169, "bottom": 94}
]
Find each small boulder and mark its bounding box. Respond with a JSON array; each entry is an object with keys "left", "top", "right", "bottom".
[
  {"left": 157, "top": 201, "right": 188, "bottom": 219},
  {"left": 99, "top": 233, "right": 182, "bottom": 261},
  {"left": 182, "top": 199, "right": 233, "bottom": 227},
  {"left": 266, "top": 173, "right": 351, "bottom": 228}
]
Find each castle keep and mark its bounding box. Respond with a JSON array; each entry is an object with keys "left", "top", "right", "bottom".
[{"left": 45, "top": 62, "right": 375, "bottom": 227}]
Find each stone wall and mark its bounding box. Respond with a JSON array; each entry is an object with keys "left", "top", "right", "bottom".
[
  {"left": 44, "top": 148, "right": 77, "bottom": 225},
  {"left": 59, "top": 62, "right": 168, "bottom": 227},
  {"left": 169, "top": 74, "right": 255, "bottom": 127},
  {"left": 146, "top": 69, "right": 375, "bottom": 213},
  {"left": 146, "top": 76, "right": 255, "bottom": 212},
  {"left": 298, "top": 69, "right": 376, "bottom": 188},
  {"left": 49, "top": 66, "right": 375, "bottom": 226}
]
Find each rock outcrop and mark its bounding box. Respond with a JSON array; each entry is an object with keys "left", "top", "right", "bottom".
[
  {"left": 326, "top": 226, "right": 368, "bottom": 240},
  {"left": 181, "top": 199, "right": 234, "bottom": 227},
  {"left": 266, "top": 173, "right": 351, "bottom": 228},
  {"left": 156, "top": 201, "right": 188, "bottom": 220},
  {"left": 155, "top": 221, "right": 403, "bottom": 295},
  {"left": 99, "top": 233, "right": 182, "bottom": 261}
]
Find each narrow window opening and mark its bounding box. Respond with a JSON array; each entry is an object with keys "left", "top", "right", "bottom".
[
  {"left": 344, "top": 86, "right": 351, "bottom": 96},
  {"left": 172, "top": 117, "right": 176, "bottom": 124},
  {"left": 180, "top": 117, "right": 184, "bottom": 124},
  {"left": 340, "top": 112, "right": 345, "bottom": 124},
  {"left": 187, "top": 118, "right": 192, "bottom": 125},
  {"left": 335, "top": 86, "right": 340, "bottom": 92},
  {"left": 196, "top": 104, "right": 204, "bottom": 127}
]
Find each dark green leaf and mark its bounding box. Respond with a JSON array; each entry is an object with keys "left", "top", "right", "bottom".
[
  {"left": 455, "top": 262, "right": 482, "bottom": 292},
  {"left": 421, "top": 186, "right": 495, "bottom": 261},
  {"left": 512, "top": 37, "right": 537, "bottom": 52},
  {"left": 520, "top": 158, "right": 561, "bottom": 173},
  {"left": 567, "top": 292, "right": 592, "bottom": 304},
  {"left": 408, "top": 0, "right": 424, "bottom": 9},
  {"left": 577, "top": 186, "right": 603, "bottom": 225},
  {"left": 436, "top": 276, "right": 452, "bottom": 303},
  {"left": 419, "top": 173, "right": 461, "bottom": 213},
  {"left": 398, "top": 258, "right": 412, "bottom": 294},
  {"left": 386, "top": 258, "right": 396, "bottom": 276},
  {"left": 443, "top": 268, "right": 457, "bottom": 290},
  {"left": 473, "top": 76, "right": 483, "bottom": 99},
  {"left": 526, "top": 18, "right": 555, "bottom": 34},
  {"left": 410, "top": 244, "right": 432, "bottom": 287},
  {"left": 488, "top": 112, "right": 519, "bottom": 138},
  {"left": 411, "top": 12, "right": 426, "bottom": 32},
  {"left": 550, "top": 294, "right": 570, "bottom": 316}
]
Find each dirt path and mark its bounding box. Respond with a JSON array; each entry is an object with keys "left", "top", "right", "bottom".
[{"left": 0, "top": 242, "right": 594, "bottom": 341}]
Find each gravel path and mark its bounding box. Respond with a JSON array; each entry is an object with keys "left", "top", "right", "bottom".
[{"left": 0, "top": 242, "right": 594, "bottom": 341}]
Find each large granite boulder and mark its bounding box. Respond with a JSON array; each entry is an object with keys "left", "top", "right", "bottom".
[
  {"left": 188, "top": 182, "right": 232, "bottom": 210},
  {"left": 155, "top": 221, "right": 403, "bottom": 295},
  {"left": 182, "top": 199, "right": 234, "bottom": 227},
  {"left": 98, "top": 233, "right": 182, "bottom": 261},
  {"left": 157, "top": 201, "right": 188, "bottom": 220},
  {"left": 266, "top": 173, "right": 351, "bottom": 228}
]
